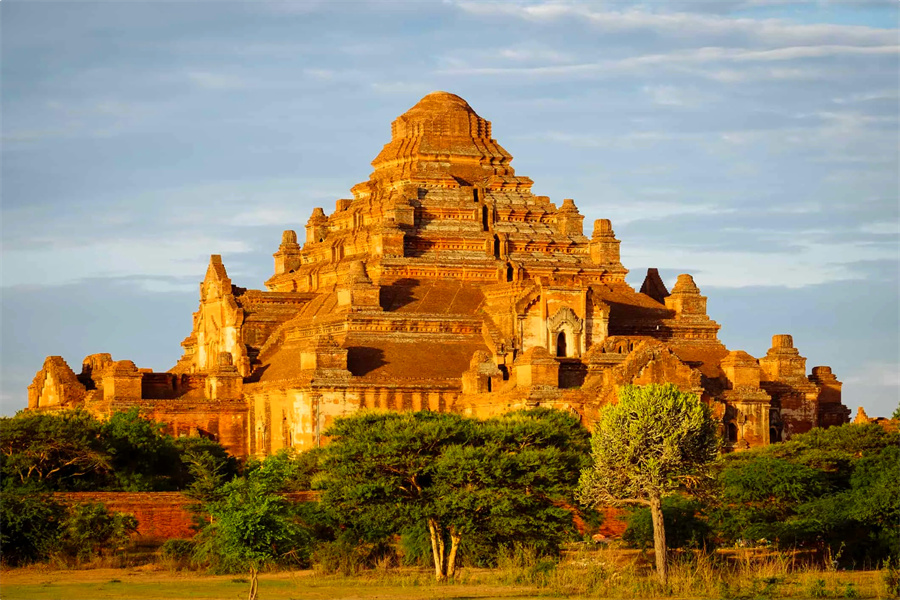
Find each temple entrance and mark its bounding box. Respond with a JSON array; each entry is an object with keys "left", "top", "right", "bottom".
[
  {"left": 727, "top": 422, "right": 738, "bottom": 443},
  {"left": 770, "top": 427, "right": 781, "bottom": 443},
  {"left": 506, "top": 265, "right": 514, "bottom": 282},
  {"left": 556, "top": 332, "right": 567, "bottom": 357}
]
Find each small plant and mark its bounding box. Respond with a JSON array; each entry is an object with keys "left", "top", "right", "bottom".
[
  {"left": 842, "top": 582, "right": 860, "bottom": 599},
  {"left": 808, "top": 578, "right": 829, "bottom": 598},
  {"left": 884, "top": 558, "right": 900, "bottom": 599}
]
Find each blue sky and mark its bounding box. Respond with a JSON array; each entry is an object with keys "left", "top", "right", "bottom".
[{"left": 2, "top": 1, "right": 898, "bottom": 417}]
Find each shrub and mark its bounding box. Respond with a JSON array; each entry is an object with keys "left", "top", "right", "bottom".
[
  {"left": 56, "top": 502, "right": 138, "bottom": 563},
  {"left": 0, "top": 492, "right": 64, "bottom": 566}
]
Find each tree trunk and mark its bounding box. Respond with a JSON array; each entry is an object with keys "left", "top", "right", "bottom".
[
  {"left": 649, "top": 494, "right": 668, "bottom": 586},
  {"left": 248, "top": 566, "right": 259, "bottom": 600},
  {"left": 427, "top": 519, "right": 447, "bottom": 581},
  {"left": 447, "top": 528, "right": 462, "bottom": 580}
]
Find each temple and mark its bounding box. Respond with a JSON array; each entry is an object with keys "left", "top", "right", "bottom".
[{"left": 27, "top": 92, "right": 850, "bottom": 457}]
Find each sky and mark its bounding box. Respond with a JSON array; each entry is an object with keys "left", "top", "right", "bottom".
[{"left": 2, "top": 1, "right": 898, "bottom": 418}]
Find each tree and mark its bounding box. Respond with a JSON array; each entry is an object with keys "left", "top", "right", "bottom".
[
  {"left": 0, "top": 492, "right": 64, "bottom": 566},
  {"left": 576, "top": 384, "right": 718, "bottom": 585},
  {"left": 319, "top": 411, "right": 473, "bottom": 580},
  {"left": 57, "top": 502, "right": 138, "bottom": 564},
  {"left": 193, "top": 456, "right": 311, "bottom": 600},
  {"left": 714, "top": 422, "right": 899, "bottom": 565},
  {"left": 319, "top": 409, "right": 590, "bottom": 581},
  {"left": 101, "top": 407, "right": 183, "bottom": 491},
  {"left": 0, "top": 410, "right": 111, "bottom": 491}
]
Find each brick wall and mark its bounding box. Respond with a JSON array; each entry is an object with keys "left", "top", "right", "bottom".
[
  {"left": 54, "top": 492, "right": 199, "bottom": 541},
  {"left": 53, "top": 491, "right": 322, "bottom": 543}
]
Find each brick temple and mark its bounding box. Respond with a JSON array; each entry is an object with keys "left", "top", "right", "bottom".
[{"left": 27, "top": 92, "right": 850, "bottom": 457}]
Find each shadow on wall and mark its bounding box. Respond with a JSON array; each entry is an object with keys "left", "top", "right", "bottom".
[
  {"left": 346, "top": 347, "right": 387, "bottom": 377},
  {"left": 379, "top": 279, "right": 420, "bottom": 311}
]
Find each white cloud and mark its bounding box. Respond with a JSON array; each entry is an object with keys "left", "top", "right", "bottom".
[
  {"left": 842, "top": 362, "right": 900, "bottom": 388},
  {"left": 860, "top": 221, "right": 900, "bottom": 235}
]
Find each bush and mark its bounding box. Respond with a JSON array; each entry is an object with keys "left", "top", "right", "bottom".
[
  {"left": 312, "top": 536, "right": 396, "bottom": 575},
  {"left": 0, "top": 493, "right": 64, "bottom": 566},
  {"left": 56, "top": 502, "right": 138, "bottom": 563},
  {"left": 160, "top": 538, "right": 196, "bottom": 570},
  {"left": 161, "top": 538, "right": 195, "bottom": 560}
]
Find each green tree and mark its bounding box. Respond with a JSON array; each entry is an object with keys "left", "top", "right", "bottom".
[
  {"left": 102, "top": 407, "right": 183, "bottom": 491},
  {"left": 0, "top": 492, "right": 64, "bottom": 566},
  {"left": 0, "top": 410, "right": 111, "bottom": 491},
  {"left": 57, "top": 502, "right": 138, "bottom": 564},
  {"left": 193, "top": 457, "right": 311, "bottom": 600},
  {"left": 319, "top": 409, "right": 589, "bottom": 581},
  {"left": 576, "top": 383, "right": 718, "bottom": 585},
  {"left": 714, "top": 423, "right": 899, "bottom": 564}
]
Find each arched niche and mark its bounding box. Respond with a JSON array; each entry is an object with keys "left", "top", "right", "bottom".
[{"left": 547, "top": 306, "right": 584, "bottom": 358}]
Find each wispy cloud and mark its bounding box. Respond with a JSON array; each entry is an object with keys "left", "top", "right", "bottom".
[
  {"left": 2, "top": 237, "right": 253, "bottom": 288},
  {"left": 186, "top": 70, "right": 248, "bottom": 90},
  {"left": 454, "top": 2, "right": 898, "bottom": 46},
  {"left": 626, "top": 237, "right": 898, "bottom": 289},
  {"left": 437, "top": 45, "right": 898, "bottom": 79}
]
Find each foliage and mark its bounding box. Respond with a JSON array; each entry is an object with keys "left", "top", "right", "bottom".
[
  {"left": 577, "top": 384, "right": 719, "bottom": 584},
  {"left": 318, "top": 409, "right": 590, "bottom": 580},
  {"left": 192, "top": 455, "right": 313, "bottom": 600},
  {"left": 0, "top": 492, "right": 65, "bottom": 566},
  {"left": 160, "top": 539, "right": 195, "bottom": 561},
  {"left": 101, "top": 408, "right": 183, "bottom": 491},
  {"left": 243, "top": 448, "right": 321, "bottom": 493},
  {"left": 1, "top": 494, "right": 137, "bottom": 566},
  {"left": 714, "top": 423, "right": 900, "bottom": 565},
  {"left": 892, "top": 404, "right": 900, "bottom": 421},
  {"left": 0, "top": 410, "right": 111, "bottom": 491},
  {"left": 0, "top": 409, "right": 236, "bottom": 494},
  {"left": 622, "top": 494, "right": 713, "bottom": 550},
  {"left": 56, "top": 502, "right": 138, "bottom": 563}
]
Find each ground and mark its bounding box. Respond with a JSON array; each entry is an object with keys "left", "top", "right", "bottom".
[{"left": 0, "top": 563, "right": 890, "bottom": 600}]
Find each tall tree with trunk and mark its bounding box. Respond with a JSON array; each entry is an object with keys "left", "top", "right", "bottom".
[
  {"left": 319, "top": 411, "right": 474, "bottom": 581},
  {"left": 319, "top": 409, "right": 589, "bottom": 581},
  {"left": 576, "top": 384, "right": 718, "bottom": 585}
]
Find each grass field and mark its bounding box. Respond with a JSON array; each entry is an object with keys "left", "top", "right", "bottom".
[{"left": 2, "top": 554, "right": 895, "bottom": 600}]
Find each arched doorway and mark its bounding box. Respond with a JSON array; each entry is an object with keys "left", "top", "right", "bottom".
[
  {"left": 727, "top": 422, "right": 738, "bottom": 443},
  {"left": 556, "top": 331, "right": 567, "bottom": 357}
]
